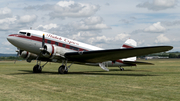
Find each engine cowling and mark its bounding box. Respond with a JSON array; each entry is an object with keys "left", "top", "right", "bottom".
[
  {"left": 41, "top": 44, "right": 55, "bottom": 58},
  {"left": 20, "top": 51, "right": 38, "bottom": 62},
  {"left": 41, "top": 44, "right": 66, "bottom": 59}
]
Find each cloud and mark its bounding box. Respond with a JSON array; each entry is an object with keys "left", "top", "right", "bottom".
[
  {"left": 51, "top": 1, "right": 100, "bottom": 19},
  {"left": 19, "top": 15, "right": 37, "bottom": 23},
  {"left": 88, "top": 33, "right": 130, "bottom": 44},
  {"left": 25, "top": 1, "right": 100, "bottom": 19},
  {"left": 82, "top": 16, "right": 103, "bottom": 25},
  {"left": 162, "top": 20, "right": 180, "bottom": 26},
  {"left": 0, "top": 16, "right": 17, "bottom": 24},
  {"left": 36, "top": 23, "right": 58, "bottom": 31},
  {"left": 0, "top": 15, "right": 37, "bottom": 31},
  {"left": 144, "top": 22, "right": 166, "bottom": 33},
  {"left": 114, "top": 33, "right": 130, "bottom": 41},
  {"left": 105, "top": 3, "right": 110, "bottom": 6},
  {"left": 2, "top": 41, "right": 11, "bottom": 46},
  {"left": 119, "top": 17, "right": 137, "bottom": 24},
  {"left": 71, "top": 16, "right": 111, "bottom": 31},
  {"left": 0, "top": 16, "right": 17, "bottom": 30},
  {"left": 0, "top": 7, "right": 12, "bottom": 19},
  {"left": 155, "top": 34, "right": 170, "bottom": 43},
  {"left": 71, "top": 31, "right": 97, "bottom": 40},
  {"left": 131, "top": 22, "right": 166, "bottom": 34},
  {"left": 137, "top": 0, "right": 178, "bottom": 11},
  {"left": 138, "top": 40, "right": 145, "bottom": 46}
]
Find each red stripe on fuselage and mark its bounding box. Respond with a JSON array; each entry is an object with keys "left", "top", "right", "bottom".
[{"left": 9, "top": 34, "right": 88, "bottom": 52}]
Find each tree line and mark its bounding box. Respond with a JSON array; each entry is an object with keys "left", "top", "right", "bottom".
[
  {"left": 0, "top": 56, "right": 24, "bottom": 61},
  {"left": 1, "top": 52, "right": 180, "bottom": 61}
]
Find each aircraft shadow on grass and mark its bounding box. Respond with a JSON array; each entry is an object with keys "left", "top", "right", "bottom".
[{"left": 8, "top": 69, "right": 159, "bottom": 77}]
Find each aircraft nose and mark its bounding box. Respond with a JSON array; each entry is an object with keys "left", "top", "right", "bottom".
[
  {"left": 7, "top": 35, "right": 14, "bottom": 43},
  {"left": 7, "top": 34, "right": 18, "bottom": 44}
]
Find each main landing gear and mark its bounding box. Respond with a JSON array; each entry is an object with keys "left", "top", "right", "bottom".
[
  {"left": 119, "top": 66, "right": 124, "bottom": 71},
  {"left": 33, "top": 60, "right": 48, "bottom": 73},
  {"left": 58, "top": 65, "right": 68, "bottom": 74},
  {"left": 33, "top": 59, "right": 73, "bottom": 74},
  {"left": 33, "top": 65, "right": 42, "bottom": 73},
  {"left": 58, "top": 61, "right": 73, "bottom": 74}
]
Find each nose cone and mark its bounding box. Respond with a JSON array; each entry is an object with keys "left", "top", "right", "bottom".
[
  {"left": 7, "top": 34, "right": 20, "bottom": 47},
  {"left": 7, "top": 35, "right": 15, "bottom": 44}
]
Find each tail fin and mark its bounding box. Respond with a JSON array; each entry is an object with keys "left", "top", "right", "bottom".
[
  {"left": 122, "top": 39, "right": 137, "bottom": 48},
  {"left": 121, "top": 39, "right": 137, "bottom": 61}
]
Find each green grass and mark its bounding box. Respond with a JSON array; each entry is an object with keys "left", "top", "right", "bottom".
[{"left": 0, "top": 59, "right": 180, "bottom": 101}]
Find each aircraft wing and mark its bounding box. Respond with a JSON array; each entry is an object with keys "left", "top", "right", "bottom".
[{"left": 64, "top": 46, "right": 173, "bottom": 63}]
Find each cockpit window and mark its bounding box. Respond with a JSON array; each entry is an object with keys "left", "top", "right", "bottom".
[
  {"left": 27, "top": 33, "right": 31, "bottom": 36},
  {"left": 19, "top": 32, "right": 31, "bottom": 37},
  {"left": 19, "top": 32, "right": 26, "bottom": 35}
]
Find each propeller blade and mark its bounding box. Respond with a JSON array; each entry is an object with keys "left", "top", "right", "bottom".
[
  {"left": 14, "top": 53, "right": 18, "bottom": 64},
  {"left": 39, "top": 48, "right": 51, "bottom": 55},
  {"left": 42, "top": 34, "right": 45, "bottom": 48},
  {"left": 14, "top": 49, "right": 20, "bottom": 64}
]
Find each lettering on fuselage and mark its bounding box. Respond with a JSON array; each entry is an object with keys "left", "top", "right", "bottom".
[
  {"left": 46, "top": 34, "right": 79, "bottom": 46},
  {"left": 46, "top": 34, "right": 62, "bottom": 41}
]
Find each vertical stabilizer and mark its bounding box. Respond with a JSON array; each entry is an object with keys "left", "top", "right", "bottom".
[
  {"left": 121, "top": 39, "right": 137, "bottom": 61},
  {"left": 122, "top": 39, "right": 137, "bottom": 48}
]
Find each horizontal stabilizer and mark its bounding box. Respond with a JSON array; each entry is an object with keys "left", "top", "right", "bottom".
[{"left": 123, "top": 61, "right": 154, "bottom": 65}]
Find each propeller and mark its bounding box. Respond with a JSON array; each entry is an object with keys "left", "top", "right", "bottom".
[
  {"left": 42, "top": 34, "right": 45, "bottom": 48},
  {"left": 40, "top": 34, "right": 46, "bottom": 53},
  {"left": 39, "top": 34, "right": 51, "bottom": 55},
  {"left": 14, "top": 48, "right": 20, "bottom": 64}
]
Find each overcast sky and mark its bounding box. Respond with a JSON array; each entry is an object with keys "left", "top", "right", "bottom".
[{"left": 0, "top": 0, "right": 180, "bottom": 53}]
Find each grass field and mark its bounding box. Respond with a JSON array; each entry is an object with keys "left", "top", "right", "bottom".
[{"left": 0, "top": 59, "right": 180, "bottom": 101}]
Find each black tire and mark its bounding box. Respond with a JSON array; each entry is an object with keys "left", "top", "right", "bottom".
[
  {"left": 33, "top": 65, "right": 42, "bottom": 73},
  {"left": 64, "top": 70, "right": 68, "bottom": 74},
  {"left": 58, "top": 65, "right": 65, "bottom": 74},
  {"left": 120, "top": 68, "right": 124, "bottom": 71},
  {"left": 58, "top": 65, "right": 68, "bottom": 74}
]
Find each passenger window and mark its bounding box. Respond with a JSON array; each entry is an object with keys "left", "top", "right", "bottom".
[
  {"left": 47, "top": 40, "right": 51, "bottom": 44},
  {"left": 62, "top": 44, "right": 66, "bottom": 47},
  {"left": 55, "top": 42, "right": 59, "bottom": 46}
]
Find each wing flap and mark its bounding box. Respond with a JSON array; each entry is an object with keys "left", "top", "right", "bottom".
[{"left": 65, "top": 46, "right": 173, "bottom": 63}]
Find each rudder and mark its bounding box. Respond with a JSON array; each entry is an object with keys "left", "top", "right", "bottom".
[
  {"left": 122, "top": 39, "right": 137, "bottom": 48},
  {"left": 121, "top": 39, "right": 137, "bottom": 61}
]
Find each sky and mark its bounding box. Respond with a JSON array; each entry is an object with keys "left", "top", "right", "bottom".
[{"left": 0, "top": 0, "right": 180, "bottom": 53}]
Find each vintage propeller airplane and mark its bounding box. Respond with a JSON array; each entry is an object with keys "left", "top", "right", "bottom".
[{"left": 7, "top": 30, "right": 173, "bottom": 74}]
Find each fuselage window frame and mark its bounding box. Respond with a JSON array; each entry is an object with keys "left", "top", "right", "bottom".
[
  {"left": 19, "top": 32, "right": 26, "bottom": 35},
  {"left": 55, "top": 42, "right": 59, "bottom": 46},
  {"left": 62, "top": 44, "right": 66, "bottom": 48},
  {"left": 27, "top": 33, "right": 31, "bottom": 37},
  {"left": 47, "top": 40, "right": 51, "bottom": 44}
]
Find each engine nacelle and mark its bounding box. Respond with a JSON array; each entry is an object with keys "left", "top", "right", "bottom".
[
  {"left": 41, "top": 44, "right": 66, "bottom": 59},
  {"left": 20, "top": 51, "right": 38, "bottom": 62}
]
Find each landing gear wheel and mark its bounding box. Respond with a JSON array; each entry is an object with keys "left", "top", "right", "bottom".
[
  {"left": 58, "top": 65, "right": 68, "bottom": 74},
  {"left": 33, "top": 65, "right": 42, "bottom": 73},
  {"left": 120, "top": 68, "right": 124, "bottom": 71},
  {"left": 64, "top": 70, "right": 68, "bottom": 74}
]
